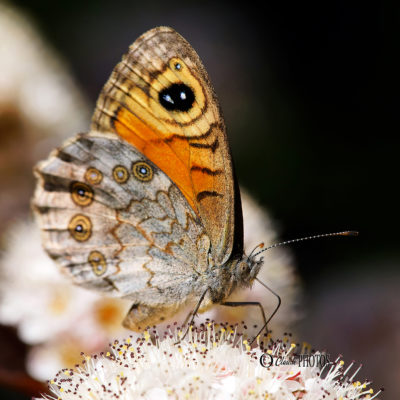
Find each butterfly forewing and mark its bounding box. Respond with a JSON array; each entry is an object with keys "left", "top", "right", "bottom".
[{"left": 91, "top": 26, "right": 243, "bottom": 265}]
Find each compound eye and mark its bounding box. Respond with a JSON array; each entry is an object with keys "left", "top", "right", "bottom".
[{"left": 239, "top": 261, "right": 248, "bottom": 273}]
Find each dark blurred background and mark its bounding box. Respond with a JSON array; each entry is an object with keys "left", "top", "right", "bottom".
[{"left": 1, "top": 0, "right": 392, "bottom": 398}]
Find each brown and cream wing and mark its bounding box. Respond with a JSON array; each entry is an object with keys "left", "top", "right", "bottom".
[
  {"left": 91, "top": 26, "right": 243, "bottom": 265},
  {"left": 33, "top": 132, "right": 211, "bottom": 303}
]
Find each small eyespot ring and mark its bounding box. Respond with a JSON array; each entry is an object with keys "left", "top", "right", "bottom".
[
  {"left": 70, "top": 182, "right": 94, "bottom": 207},
  {"left": 85, "top": 167, "right": 103, "bottom": 185},
  {"left": 169, "top": 57, "right": 184, "bottom": 72},
  {"left": 132, "top": 161, "right": 153, "bottom": 182},
  {"left": 88, "top": 250, "right": 107, "bottom": 276},
  {"left": 113, "top": 165, "right": 129, "bottom": 184},
  {"left": 68, "top": 214, "right": 92, "bottom": 242}
]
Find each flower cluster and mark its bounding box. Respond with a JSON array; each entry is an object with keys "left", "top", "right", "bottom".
[
  {"left": 0, "top": 220, "right": 132, "bottom": 380},
  {"left": 38, "top": 323, "right": 380, "bottom": 400}
]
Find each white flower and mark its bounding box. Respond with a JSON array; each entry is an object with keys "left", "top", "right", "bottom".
[
  {"left": 0, "top": 3, "right": 90, "bottom": 239},
  {"left": 0, "top": 220, "right": 130, "bottom": 344},
  {"left": 36, "top": 324, "right": 381, "bottom": 400},
  {"left": 0, "top": 220, "right": 133, "bottom": 380},
  {"left": 0, "top": 3, "right": 89, "bottom": 141}
]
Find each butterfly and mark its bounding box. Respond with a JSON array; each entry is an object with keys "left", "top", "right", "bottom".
[{"left": 32, "top": 26, "right": 267, "bottom": 333}]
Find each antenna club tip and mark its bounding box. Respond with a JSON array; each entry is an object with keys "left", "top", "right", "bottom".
[{"left": 342, "top": 231, "right": 359, "bottom": 237}]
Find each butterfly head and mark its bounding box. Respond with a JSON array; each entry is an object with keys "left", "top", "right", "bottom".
[{"left": 234, "top": 254, "right": 264, "bottom": 288}]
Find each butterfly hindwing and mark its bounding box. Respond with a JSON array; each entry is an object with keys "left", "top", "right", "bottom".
[{"left": 33, "top": 132, "right": 211, "bottom": 320}]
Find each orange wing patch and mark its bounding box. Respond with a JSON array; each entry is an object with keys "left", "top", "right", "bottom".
[
  {"left": 115, "top": 107, "right": 226, "bottom": 218},
  {"left": 114, "top": 107, "right": 195, "bottom": 212}
]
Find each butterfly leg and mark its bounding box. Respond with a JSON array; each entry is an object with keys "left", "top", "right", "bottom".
[
  {"left": 249, "top": 278, "right": 282, "bottom": 345},
  {"left": 221, "top": 301, "right": 268, "bottom": 342},
  {"left": 175, "top": 288, "right": 209, "bottom": 344}
]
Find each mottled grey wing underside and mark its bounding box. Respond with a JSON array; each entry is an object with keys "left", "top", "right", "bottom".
[{"left": 33, "top": 131, "right": 210, "bottom": 307}]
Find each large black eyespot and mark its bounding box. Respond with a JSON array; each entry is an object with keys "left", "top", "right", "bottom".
[{"left": 159, "top": 83, "right": 195, "bottom": 112}]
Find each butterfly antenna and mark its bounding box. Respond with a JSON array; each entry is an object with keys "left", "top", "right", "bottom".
[{"left": 253, "top": 230, "right": 358, "bottom": 258}]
